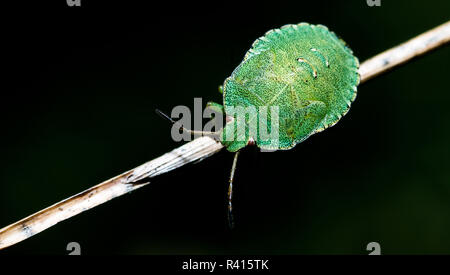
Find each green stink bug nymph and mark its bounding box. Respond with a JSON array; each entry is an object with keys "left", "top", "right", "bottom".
[{"left": 160, "top": 23, "right": 359, "bottom": 227}]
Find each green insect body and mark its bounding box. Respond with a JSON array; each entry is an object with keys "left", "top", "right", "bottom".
[
  {"left": 210, "top": 23, "right": 360, "bottom": 152},
  {"left": 161, "top": 23, "right": 360, "bottom": 227}
]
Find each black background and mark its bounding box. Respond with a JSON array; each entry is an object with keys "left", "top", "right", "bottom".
[{"left": 1, "top": 0, "right": 450, "bottom": 254}]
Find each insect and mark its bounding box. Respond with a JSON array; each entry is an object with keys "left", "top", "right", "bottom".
[{"left": 158, "top": 23, "right": 360, "bottom": 227}]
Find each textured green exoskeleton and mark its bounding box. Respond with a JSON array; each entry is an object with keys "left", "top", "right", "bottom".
[
  {"left": 165, "top": 23, "right": 360, "bottom": 227},
  {"left": 213, "top": 23, "right": 359, "bottom": 227},
  {"left": 214, "top": 23, "right": 360, "bottom": 152}
]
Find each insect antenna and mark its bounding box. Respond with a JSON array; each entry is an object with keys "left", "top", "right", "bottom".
[
  {"left": 155, "top": 109, "right": 219, "bottom": 139},
  {"left": 227, "top": 151, "right": 240, "bottom": 229}
]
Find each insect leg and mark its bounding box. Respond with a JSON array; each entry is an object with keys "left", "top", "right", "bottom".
[
  {"left": 155, "top": 109, "right": 220, "bottom": 139},
  {"left": 227, "top": 151, "right": 240, "bottom": 229}
]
